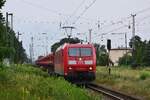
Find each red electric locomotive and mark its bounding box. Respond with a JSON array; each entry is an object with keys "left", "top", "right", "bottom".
[{"left": 54, "top": 43, "right": 96, "bottom": 81}]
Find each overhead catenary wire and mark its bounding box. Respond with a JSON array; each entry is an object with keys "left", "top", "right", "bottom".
[
  {"left": 102, "top": 14, "right": 150, "bottom": 34},
  {"left": 18, "top": 0, "right": 63, "bottom": 15},
  {"left": 136, "top": 6, "right": 150, "bottom": 15},
  {"left": 14, "top": 16, "right": 59, "bottom": 24},
  {"left": 16, "top": 0, "right": 150, "bottom": 29},
  {"left": 92, "top": 25, "right": 129, "bottom": 39},
  {"left": 66, "top": 0, "right": 86, "bottom": 25},
  {"left": 91, "top": 6, "right": 150, "bottom": 39},
  {"left": 14, "top": 0, "right": 150, "bottom": 39},
  {"left": 72, "top": 0, "right": 97, "bottom": 24},
  {"left": 16, "top": 0, "right": 99, "bottom": 24},
  {"left": 93, "top": 6, "right": 150, "bottom": 31},
  {"left": 71, "top": 0, "right": 86, "bottom": 17},
  {"left": 15, "top": 14, "right": 150, "bottom": 41}
]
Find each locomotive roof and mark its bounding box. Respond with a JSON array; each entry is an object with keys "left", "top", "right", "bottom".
[
  {"left": 63, "top": 43, "right": 94, "bottom": 48},
  {"left": 56, "top": 43, "right": 94, "bottom": 52}
]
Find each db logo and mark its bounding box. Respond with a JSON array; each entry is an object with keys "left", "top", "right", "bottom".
[{"left": 78, "top": 61, "right": 84, "bottom": 64}]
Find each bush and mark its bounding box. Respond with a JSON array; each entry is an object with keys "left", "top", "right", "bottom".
[
  {"left": 97, "top": 54, "right": 108, "bottom": 66},
  {"left": 119, "top": 55, "right": 133, "bottom": 66},
  {"left": 140, "top": 72, "right": 150, "bottom": 80}
]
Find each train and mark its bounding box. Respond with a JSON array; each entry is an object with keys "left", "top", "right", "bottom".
[{"left": 35, "top": 43, "right": 96, "bottom": 81}]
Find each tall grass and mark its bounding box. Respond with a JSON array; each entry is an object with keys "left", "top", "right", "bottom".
[
  {"left": 0, "top": 65, "right": 100, "bottom": 100},
  {"left": 95, "top": 66, "right": 150, "bottom": 100},
  {"left": 140, "top": 71, "right": 150, "bottom": 80}
]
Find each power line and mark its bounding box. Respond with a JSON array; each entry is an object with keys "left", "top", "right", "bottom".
[
  {"left": 72, "top": 0, "right": 97, "bottom": 24},
  {"left": 71, "top": 0, "right": 86, "bottom": 17},
  {"left": 91, "top": 6, "right": 150, "bottom": 39},
  {"left": 136, "top": 6, "right": 150, "bottom": 15},
  {"left": 137, "top": 14, "right": 150, "bottom": 23},
  {"left": 18, "top": 0, "right": 63, "bottom": 15},
  {"left": 99, "top": 17, "right": 131, "bottom": 29},
  {"left": 14, "top": 18, "right": 58, "bottom": 24},
  {"left": 67, "top": 0, "right": 86, "bottom": 25},
  {"left": 92, "top": 24, "right": 129, "bottom": 39},
  {"left": 16, "top": 0, "right": 98, "bottom": 24},
  {"left": 93, "top": 6, "right": 150, "bottom": 30}
]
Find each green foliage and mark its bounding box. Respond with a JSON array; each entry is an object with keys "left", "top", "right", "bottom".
[
  {"left": 0, "top": 65, "right": 100, "bottom": 100},
  {"left": 0, "top": 0, "right": 5, "bottom": 9},
  {"left": 98, "top": 54, "right": 108, "bottom": 66},
  {"left": 0, "top": 0, "right": 5, "bottom": 23},
  {"left": 140, "top": 71, "right": 150, "bottom": 80},
  {"left": 94, "top": 43, "right": 108, "bottom": 66},
  {"left": 51, "top": 37, "right": 81, "bottom": 52},
  {"left": 129, "top": 36, "right": 144, "bottom": 65},
  {"left": 119, "top": 55, "right": 133, "bottom": 65},
  {"left": 142, "top": 42, "right": 150, "bottom": 66},
  {"left": 0, "top": 27, "right": 27, "bottom": 63},
  {"left": 119, "top": 35, "right": 150, "bottom": 66},
  {"left": 96, "top": 66, "right": 150, "bottom": 100},
  {"left": 0, "top": 1, "right": 28, "bottom": 63}
]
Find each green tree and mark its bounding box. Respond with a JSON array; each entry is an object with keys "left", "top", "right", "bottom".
[
  {"left": 119, "top": 35, "right": 150, "bottom": 66},
  {"left": 94, "top": 43, "right": 108, "bottom": 66},
  {"left": 0, "top": 0, "right": 5, "bottom": 23},
  {"left": 51, "top": 37, "right": 81, "bottom": 52},
  {"left": 129, "top": 36, "right": 146, "bottom": 65},
  {"left": 0, "top": 0, "right": 28, "bottom": 63},
  {"left": 142, "top": 41, "right": 150, "bottom": 66}
]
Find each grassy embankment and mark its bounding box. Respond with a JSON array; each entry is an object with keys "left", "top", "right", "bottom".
[
  {"left": 95, "top": 66, "right": 150, "bottom": 100},
  {"left": 0, "top": 64, "right": 100, "bottom": 100}
]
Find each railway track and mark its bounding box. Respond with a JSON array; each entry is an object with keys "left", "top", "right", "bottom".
[{"left": 86, "top": 83, "right": 141, "bottom": 100}]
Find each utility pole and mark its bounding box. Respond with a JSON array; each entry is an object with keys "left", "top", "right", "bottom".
[
  {"left": 17, "top": 32, "right": 22, "bottom": 40},
  {"left": 29, "top": 44, "right": 32, "bottom": 63},
  {"left": 9, "top": 13, "right": 14, "bottom": 62},
  {"left": 6, "top": 12, "right": 13, "bottom": 30},
  {"left": 6, "top": 12, "right": 9, "bottom": 47},
  {"left": 98, "top": 20, "right": 100, "bottom": 30},
  {"left": 30, "top": 37, "right": 34, "bottom": 63},
  {"left": 131, "top": 14, "right": 136, "bottom": 59},
  {"left": 86, "top": 36, "right": 88, "bottom": 42},
  {"left": 16, "top": 32, "right": 22, "bottom": 63},
  {"left": 42, "top": 33, "right": 48, "bottom": 55},
  {"left": 125, "top": 33, "right": 128, "bottom": 65},
  {"left": 9, "top": 13, "right": 13, "bottom": 30},
  {"left": 46, "top": 36, "right": 48, "bottom": 55},
  {"left": 6, "top": 12, "right": 14, "bottom": 62},
  {"left": 89, "top": 29, "right": 92, "bottom": 44}
]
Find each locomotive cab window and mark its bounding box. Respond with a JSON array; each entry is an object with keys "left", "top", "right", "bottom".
[
  {"left": 69, "top": 48, "right": 80, "bottom": 56},
  {"left": 69, "top": 48, "right": 92, "bottom": 56},
  {"left": 81, "top": 48, "right": 92, "bottom": 56}
]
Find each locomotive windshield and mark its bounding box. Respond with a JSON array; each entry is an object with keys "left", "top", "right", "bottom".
[
  {"left": 80, "top": 48, "right": 92, "bottom": 56},
  {"left": 68, "top": 48, "right": 80, "bottom": 56},
  {"left": 69, "top": 48, "right": 92, "bottom": 56}
]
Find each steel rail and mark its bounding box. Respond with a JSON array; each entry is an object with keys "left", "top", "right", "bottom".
[{"left": 86, "top": 83, "right": 141, "bottom": 100}]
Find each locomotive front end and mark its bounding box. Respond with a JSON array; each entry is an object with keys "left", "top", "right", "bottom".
[{"left": 65, "top": 45, "right": 96, "bottom": 81}]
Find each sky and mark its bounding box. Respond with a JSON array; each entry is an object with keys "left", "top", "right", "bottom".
[{"left": 2, "top": 0, "right": 150, "bottom": 60}]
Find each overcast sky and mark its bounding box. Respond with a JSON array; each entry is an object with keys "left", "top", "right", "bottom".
[{"left": 2, "top": 0, "right": 150, "bottom": 59}]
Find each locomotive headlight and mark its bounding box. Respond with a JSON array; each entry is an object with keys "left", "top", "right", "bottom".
[
  {"left": 68, "top": 60, "right": 76, "bottom": 65},
  {"left": 79, "top": 58, "right": 82, "bottom": 61},
  {"left": 85, "top": 60, "right": 93, "bottom": 65},
  {"left": 68, "top": 66, "right": 72, "bottom": 70},
  {"left": 89, "top": 67, "right": 93, "bottom": 70}
]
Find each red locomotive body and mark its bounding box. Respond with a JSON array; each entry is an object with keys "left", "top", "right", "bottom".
[{"left": 54, "top": 43, "right": 96, "bottom": 81}]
